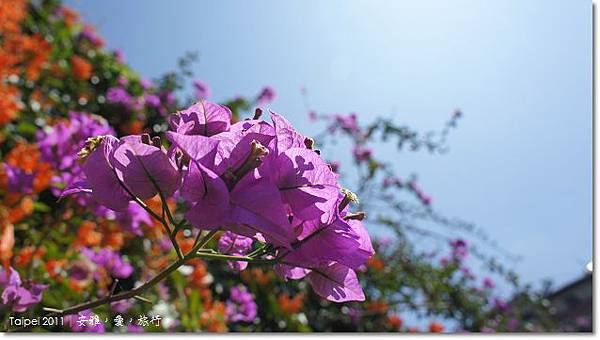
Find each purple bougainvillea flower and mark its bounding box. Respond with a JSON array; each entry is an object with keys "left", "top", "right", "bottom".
[
  {"left": 167, "top": 130, "right": 294, "bottom": 248},
  {"left": 256, "top": 86, "right": 276, "bottom": 106},
  {"left": 333, "top": 113, "right": 360, "bottom": 135},
  {"left": 269, "top": 110, "right": 305, "bottom": 155},
  {"left": 449, "top": 238, "right": 468, "bottom": 260},
  {"left": 63, "top": 133, "right": 181, "bottom": 211},
  {"left": 0, "top": 267, "right": 21, "bottom": 287},
  {"left": 144, "top": 93, "right": 161, "bottom": 108},
  {"left": 111, "top": 135, "right": 181, "bottom": 199},
  {"left": 0, "top": 267, "right": 48, "bottom": 312},
  {"left": 106, "top": 87, "right": 134, "bottom": 107},
  {"left": 282, "top": 216, "right": 361, "bottom": 269},
  {"left": 2, "top": 283, "right": 48, "bottom": 312},
  {"left": 68, "top": 260, "right": 93, "bottom": 282},
  {"left": 69, "top": 135, "right": 131, "bottom": 211},
  {"left": 218, "top": 231, "right": 254, "bottom": 271},
  {"left": 169, "top": 101, "right": 231, "bottom": 136},
  {"left": 493, "top": 298, "right": 508, "bottom": 311},
  {"left": 4, "top": 164, "right": 35, "bottom": 194},
  {"left": 111, "top": 299, "right": 133, "bottom": 313},
  {"left": 115, "top": 202, "right": 153, "bottom": 236},
  {"left": 483, "top": 277, "right": 495, "bottom": 289},
  {"left": 306, "top": 262, "right": 365, "bottom": 302},
  {"left": 225, "top": 284, "right": 257, "bottom": 323},
  {"left": 341, "top": 218, "right": 375, "bottom": 269},
  {"left": 114, "top": 49, "right": 126, "bottom": 64},
  {"left": 220, "top": 177, "right": 294, "bottom": 248},
  {"left": 140, "top": 78, "right": 153, "bottom": 90},
  {"left": 164, "top": 101, "right": 372, "bottom": 302},
  {"left": 192, "top": 79, "right": 211, "bottom": 99},
  {"left": 81, "top": 247, "right": 134, "bottom": 279},
  {"left": 272, "top": 147, "right": 340, "bottom": 223},
  {"left": 37, "top": 111, "right": 115, "bottom": 200},
  {"left": 79, "top": 24, "right": 102, "bottom": 46},
  {"left": 352, "top": 145, "right": 372, "bottom": 164}
]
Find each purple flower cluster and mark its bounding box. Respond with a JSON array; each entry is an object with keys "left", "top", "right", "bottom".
[
  {"left": 113, "top": 202, "right": 153, "bottom": 236},
  {"left": 449, "top": 238, "right": 468, "bottom": 261},
  {"left": 106, "top": 87, "right": 134, "bottom": 107},
  {"left": 331, "top": 113, "right": 360, "bottom": 135},
  {"left": 79, "top": 24, "right": 103, "bottom": 46},
  {"left": 81, "top": 247, "right": 134, "bottom": 279},
  {"left": 408, "top": 180, "right": 432, "bottom": 206},
  {"left": 0, "top": 267, "right": 48, "bottom": 312},
  {"left": 192, "top": 79, "right": 211, "bottom": 99},
  {"left": 256, "top": 86, "right": 276, "bottom": 106},
  {"left": 352, "top": 145, "right": 373, "bottom": 164},
  {"left": 4, "top": 164, "right": 35, "bottom": 194},
  {"left": 65, "top": 100, "right": 374, "bottom": 302},
  {"left": 218, "top": 231, "right": 254, "bottom": 271},
  {"left": 225, "top": 284, "right": 257, "bottom": 323},
  {"left": 37, "top": 111, "right": 115, "bottom": 198}
]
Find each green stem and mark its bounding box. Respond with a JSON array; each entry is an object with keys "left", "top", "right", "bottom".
[{"left": 195, "top": 252, "right": 276, "bottom": 264}]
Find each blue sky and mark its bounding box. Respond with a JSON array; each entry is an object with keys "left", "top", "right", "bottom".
[{"left": 65, "top": 0, "right": 592, "bottom": 291}]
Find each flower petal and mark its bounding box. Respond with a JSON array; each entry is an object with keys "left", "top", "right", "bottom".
[{"left": 307, "top": 262, "right": 365, "bottom": 302}]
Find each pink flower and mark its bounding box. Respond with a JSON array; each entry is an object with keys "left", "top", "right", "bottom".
[
  {"left": 192, "top": 79, "right": 211, "bottom": 99},
  {"left": 483, "top": 277, "right": 495, "bottom": 289},
  {"left": 256, "top": 86, "right": 276, "bottom": 105}
]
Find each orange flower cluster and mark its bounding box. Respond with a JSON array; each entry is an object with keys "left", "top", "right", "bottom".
[
  {"left": 386, "top": 314, "right": 403, "bottom": 330},
  {"left": 75, "top": 220, "right": 126, "bottom": 251},
  {"left": 0, "top": 142, "right": 53, "bottom": 225},
  {"left": 429, "top": 321, "right": 444, "bottom": 333},
  {"left": 0, "top": 0, "right": 52, "bottom": 125},
  {"left": 278, "top": 292, "right": 305, "bottom": 315},
  {"left": 0, "top": 224, "right": 14, "bottom": 269},
  {"left": 367, "top": 256, "right": 385, "bottom": 271},
  {"left": 365, "top": 300, "right": 389, "bottom": 314},
  {"left": 70, "top": 55, "right": 93, "bottom": 81},
  {"left": 13, "top": 245, "right": 45, "bottom": 268},
  {"left": 57, "top": 5, "right": 80, "bottom": 28},
  {"left": 241, "top": 267, "right": 274, "bottom": 286},
  {"left": 199, "top": 301, "right": 227, "bottom": 332}
]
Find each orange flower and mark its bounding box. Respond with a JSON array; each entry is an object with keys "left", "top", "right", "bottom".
[
  {"left": 386, "top": 314, "right": 403, "bottom": 330},
  {"left": 189, "top": 261, "right": 209, "bottom": 289},
  {"left": 0, "top": 224, "right": 14, "bottom": 269},
  {"left": 121, "top": 120, "right": 146, "bottom": 135},
  {"left": 33, "top": 163, "right": 53, "bottom": 193},
  {"left": 22, "top": 34, "right": 51, "bottom": 81},
  {"left": 6, "top": 142, "right": 41, "bottom": 172},
  {"left": 429, "top": 321, "right": 444, "bottom": 333},
  {"left": 76, "top": 221, "right": 102, "bottom": 247},
  {"left": 367, "top": 256, "right": 385, "bottom": 271},
  {"left": 101, "top": 224, "right": 124, "bottom": 250},
  {"left": 241, "top": 268, "right": 273, "bottom": 286},
  {"left": 199, "top": 301, "right": 228, "bottom": 332},
  {"left": 8, "top": 196, "right": 33, "bottom": 224},
  {"left": 0, "top": 84, "right": 19, "bottom": 125},
  {"left": 14, "top": 245, "right": 45, "bottom": 268},
  {"left": 0, "top": 0, "right": 27, "bottom": 34},
  {"left": 144, "top": 195, "right": 177, "bottom": 229},
  {"left": 278, "top": 292, "right": 304, "bottom": 315},
  {"left": 70, "top": 55, "right": 93, "bottom": 80},
  {"left": 58, "top": 5, "right": 80, "bottom": 27},
  {"left": 45, "top": 259, "right": 66, "bottom": 279},
  {"left": 366, "top": 300, "right": 388, "bottom": 313}
]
